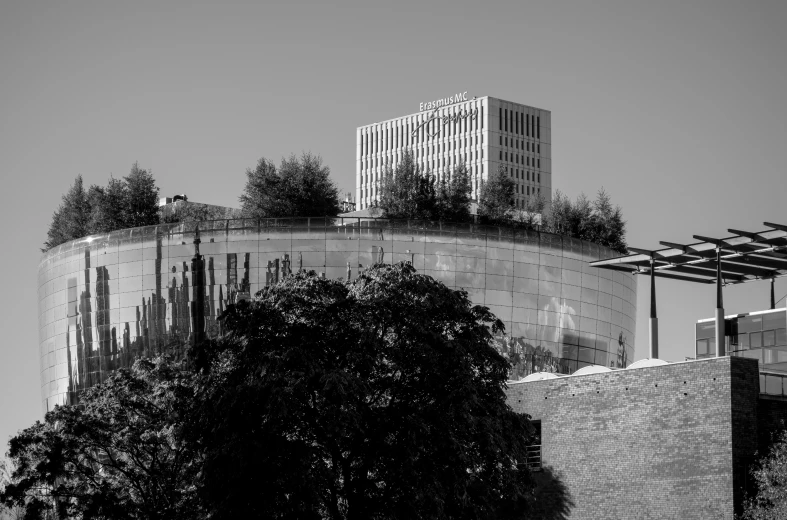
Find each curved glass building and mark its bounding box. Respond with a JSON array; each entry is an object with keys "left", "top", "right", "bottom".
[{"left": 37, "top": 218, "right": 637, "bottom": 412}]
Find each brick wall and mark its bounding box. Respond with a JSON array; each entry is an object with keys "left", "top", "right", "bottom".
[{"left": 506, "top": 356, "right": 760, "bottom": 520}]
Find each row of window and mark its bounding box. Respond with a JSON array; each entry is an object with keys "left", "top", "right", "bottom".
[
  {"left": 361, "top": 147, "right": 484, "bottom": 171},
  {"left": 697, "top": 329, "right": 787, "bottom": 356},
  {"left": 514, "top": 186, "right": 540, "bottom": 197},
  {"left": 500, "top": 107, "right": 540, "bottom": 139},
  {"left": 500, "top": 135, "right": 541, "bottom": 154},
  {"left": 361, "top": 163, "right": 486, "bottom": 185},
  {"left": 360, "top": 104, "right": 485, "bottom": 154},
  {"left": 500, "top": 150, "right": 541, "bottom": 168}
]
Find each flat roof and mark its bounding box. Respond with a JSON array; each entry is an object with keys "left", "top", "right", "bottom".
[
  {"left": 590, "top": 222, "right": 787, "bottom": 286},
  {"left": 357, "top": 96, "right": 551, "bottom": 129},
  {"left": 697, "top": 308, "right": 786, "bottom": 324}
]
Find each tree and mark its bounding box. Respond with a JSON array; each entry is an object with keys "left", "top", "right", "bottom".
[
  {"left": 123, "top": 162, "right": 160, "bottom": 228},
  {"left": 742, "top": 429, "right": 787, "bottom": 519},
  {"left": 88, "top": 175, "right": 127, "bottom": 233},
  {"left": 543, "top": 189, "right": 628, "bottom": 254},
  {"left": 376, "top": 149, "right": 440, "bottom": 220},
  {"left": 478, "top": 165, "right": 515, "bottom": 225},
  {"left": 0, "top": 460, "right": 23, "bottom": 520},
  {"left": 511, "top": 193, "right": 547, "bottom": 231},
  {"left": 590, "top": 188, "right": 627, "bottom": 254},
  {"left": 0, "top": 357, "right": 201, "bottom": 520},
  {"left": 240, "top": 153, "right": 340, "bottom": 218},
  {"left": 191, "top": 263, "right": 535, "bottom": 519},
  {"left": 435, "top": 162, "right": 473, "bottom": 223},
  {"left": 43, "top": 163, "right": 163, "bottom": 251},
  {"left": 43, "top": 175, "right": 93, "bottom": 251}
]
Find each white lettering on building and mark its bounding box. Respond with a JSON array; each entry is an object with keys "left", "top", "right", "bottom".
[{"left": 419, "top": 91, "right": 468, "bottom": 112}]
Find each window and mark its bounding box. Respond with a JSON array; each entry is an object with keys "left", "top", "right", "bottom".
[
  {"left": 538, "top": 173, "right": 541, "bottom": 183},
  {"left": 763, "top": 312, "right": 786, "bottom": 331},
  {"left": 499, "top": 135, "right": 502, "bottom": 145},
  {"left": 515, "top": 111, "right": 519, "bottom": 134},
  {"left": 499, "top": 150, "right": 502, "bottom": 160},
  {"left": 499, "top": 107, "right": 502, "bottom": 130},
  {"left": 505, "top": 109, "right": 508, "bottom": 132},
  {"left": 537, "top": 116, "right": 541, "bottom": 139},
  {"left": 538, "top": 159, "right": 541, "bottom": 168}
]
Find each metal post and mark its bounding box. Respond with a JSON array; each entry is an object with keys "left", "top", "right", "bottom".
[
  {"left": 649, "top": 257, "right": 659, "bottom": 359},
  {"left": 715, "top": 248, "right": 726, "bottom": 357},
  {"left": 771, "top": 278, "right": 776, "bottom": 310}
]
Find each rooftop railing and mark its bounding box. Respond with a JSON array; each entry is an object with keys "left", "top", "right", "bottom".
[{"left": 40, "top": 216, "right": 620, "bottom": 262}]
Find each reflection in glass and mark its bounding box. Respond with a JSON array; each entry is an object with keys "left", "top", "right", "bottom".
[{"left": 39, "top": 220, "right": 637, "bottom": 409}]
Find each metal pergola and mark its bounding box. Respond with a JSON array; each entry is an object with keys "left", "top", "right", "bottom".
[{"left": 589, "top": 222, "right": 787, "bottom": 360}]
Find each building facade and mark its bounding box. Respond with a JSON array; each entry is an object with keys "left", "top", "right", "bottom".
[
  {"left": 355, "top": 94, "right": 552, "bottom": 210},
  {"left": 505, "top": 356, "right": 787, "bottom": 519},
  {"left": 696, "top": 308, "right": 787, "bottom": 371},
  {"left": 37, "top": 218, "right": 635, "bottom": 413}
]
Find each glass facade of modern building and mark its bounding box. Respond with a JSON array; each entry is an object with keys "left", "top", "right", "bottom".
[
  {"left": 37, "top": 218, "right": 637, "bottom": 413},
  {"left": 696, "top": 308, "right": 787, "bottom": 371}
]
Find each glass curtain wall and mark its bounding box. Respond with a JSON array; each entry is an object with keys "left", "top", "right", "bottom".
[{"left": 38, "top": 218, "right": 637, "bottom": 412}]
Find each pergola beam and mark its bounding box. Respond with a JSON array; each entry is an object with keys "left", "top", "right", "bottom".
[
  {"left": 635, "top": 270, "right": 715, "bottom": 284},
  {"left": 765, "top": 222, "right": 787, "bottom": 232}
]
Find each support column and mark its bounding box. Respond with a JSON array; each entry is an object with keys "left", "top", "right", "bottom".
[
  {"left": 649, "top": 257, "right": 659, "bottom": 359},
  {"left": 715, "top": 248, "right": 726, "bottom": 357}
]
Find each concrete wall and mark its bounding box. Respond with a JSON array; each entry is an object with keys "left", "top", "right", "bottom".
[{"left": 506, "top": 356, "right": 760, "bottom": 519}]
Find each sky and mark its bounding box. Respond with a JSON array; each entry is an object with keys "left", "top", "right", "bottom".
[{"left": 1, "top": 0, "right": 786, "bottom": 450}]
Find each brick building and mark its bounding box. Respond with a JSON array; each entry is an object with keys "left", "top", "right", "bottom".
[{"left": 506, "top": 356, "right": 787, "bottom": 519}]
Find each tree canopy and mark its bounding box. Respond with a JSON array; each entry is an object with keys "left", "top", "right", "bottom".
[
  {"left": 546, "top": 189, "right": 627, "bottom": 254},
  {"left": 239, "top": 152, "right": 341, "bottom": 218},
  {"left": 193, "top": 263, "right": 535, "bottom": 519},
  {"left": 0, "top": 358, "right": 200, "bottom": 520},
  {"left": 122, "top": 162, "right": 160, "bottom": 228},
  {"left": 3, "top": 264, "right": 537, "bottom": 519},
  {"left": 44, "top": 175, "right": 93, "bottom": 251},
  {"left": 477, "top": 165, "right": 515, "bottom": 225},
  {"left": 742, "top": 430, "right": 787, "bottom": 520},
  {"left": 43, "top": 163, "right": 161, "bottom": 251},
  {"left": 376, "top": 149, "right": 472, "bottom": 223}
]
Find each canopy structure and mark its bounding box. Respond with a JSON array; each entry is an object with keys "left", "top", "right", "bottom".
[{"left": 589, "top": 222, "right": 787, "bottom": 360}]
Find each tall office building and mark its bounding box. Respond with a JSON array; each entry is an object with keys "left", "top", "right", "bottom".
[{"left": 355, "top": 94, "right": 551, "bottom": 210}]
